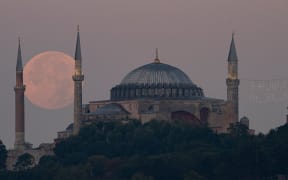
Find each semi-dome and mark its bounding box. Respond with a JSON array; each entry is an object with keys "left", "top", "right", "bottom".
[{"left": 111, "top": 58, "right": 204, "bottom": 100}]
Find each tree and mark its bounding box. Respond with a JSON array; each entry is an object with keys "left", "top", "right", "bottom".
[
  {"left": 13, "top": 153, "right": 35, "bottom": 171},
  {"left": 228, "top": 122, "right": 249, "bottom": 137},
  {"left": 184, "top": 170, "right": 206, "bottom": 180},
  {"left": 131, "top": 172, "right": 154, "bottom": 180},
  {"left": 86, "top": 155, "right": 107, "bottom": 178},
  {"left": 0, "top": 140, "right": 7, "bottom": 170}
]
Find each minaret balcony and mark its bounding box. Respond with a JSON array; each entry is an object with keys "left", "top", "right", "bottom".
[
  {"left": 226, "top": 79, "right": 240, "bottom": 86},
  {"left": 14, "top": 85, "right": 26, "bottom": 91},
  {"left": 72, "top": 75, "right": 84, "bottom": 81}
]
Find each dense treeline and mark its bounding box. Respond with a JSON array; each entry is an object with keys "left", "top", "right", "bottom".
[
  {"left": 0, "top": 140, "right": 7, "bottom": 170},
  {"left": 1, "top": 120, "right": 288, "bottom": 180}
]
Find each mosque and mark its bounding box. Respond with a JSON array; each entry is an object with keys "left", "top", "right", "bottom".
[
  {"left": 57, "top": 29, "right": 242, "bottom": 140},
  {"left": 82, "top": 49, "right": 237, "bottom": 132},
  {"left": 7, "top": 28, "right": 246, "bottom": 169}
]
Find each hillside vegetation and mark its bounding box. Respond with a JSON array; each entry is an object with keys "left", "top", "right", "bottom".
[{"left": 1, "top": 120, "right": 288, "bottom": 180}]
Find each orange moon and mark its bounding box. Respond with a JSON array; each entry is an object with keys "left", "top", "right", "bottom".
[{"left": 24, "top": 51, "right": 74, "bottom": 110}]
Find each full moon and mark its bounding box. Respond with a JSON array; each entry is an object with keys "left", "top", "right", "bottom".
[{"left": 24, "top": 51, "right": 74, "bottom": 110}]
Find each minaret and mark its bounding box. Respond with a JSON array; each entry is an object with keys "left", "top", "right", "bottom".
[
  {"left": 72, "top": 26, "right": 84, "bottom": 135},
  {"left": 14, "top": 38, "right": 26, "bottom": 150},
  {"left": 226, "top": 34, "right": 240, "bottom": 122}
]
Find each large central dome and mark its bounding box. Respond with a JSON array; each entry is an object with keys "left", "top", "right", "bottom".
[
  {"left": 110, "top": 58, "right": 204, "bottom": 100},
  {"left": 121, "top": 62, "right": 194, "bottom": 86}
]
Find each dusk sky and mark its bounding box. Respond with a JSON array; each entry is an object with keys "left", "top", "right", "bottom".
[{"left": 0, "top": 0, "right": 288, "bottom": 148}]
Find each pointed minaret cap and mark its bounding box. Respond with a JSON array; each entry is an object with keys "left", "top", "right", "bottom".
[
  {"left": 154, "top": 48, "right": 160, "bottom": 63},
  {"left": 16, "top": 37, "right": 23, "bottom": 72},
  {"left": 75, "top": 25, "right": 82, "bottom": 61},
  {"left": 228, "top": 33, "right": 238, "bottom": 62}
]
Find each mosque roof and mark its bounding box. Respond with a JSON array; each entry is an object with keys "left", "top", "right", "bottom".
[
  {"left": 66, "top": 123, "right": 73, "bottom": 131},
  {"left": 89, "top": 103, "right": 130, "bottom": 115},
  {"left": 120, "top": 61, "right": 194, "bottom": 86},
  {"left": 111, "top": 51, "right": 205, "bottom": 100}
]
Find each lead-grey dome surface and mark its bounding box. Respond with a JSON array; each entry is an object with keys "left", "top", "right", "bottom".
[
  {"left": 110, "top": 61, "right": 204, "bottom": 100},
  {"left": 121, "top": 63, "right": 194, "bottom": 86}
]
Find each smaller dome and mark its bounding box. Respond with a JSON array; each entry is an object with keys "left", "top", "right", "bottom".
[{"left": 240, "top": 116, "right": 250, "bottom": 128}]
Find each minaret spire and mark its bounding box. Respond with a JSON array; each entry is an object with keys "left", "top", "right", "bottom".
[
  {"left": 75, "top": 25, "right": 82, "bottom": 62},
  {"left": 228, "top": 33, "right": 238, "bottom": 62},
  {"left": 14, "top": 37, "right": 26, "bottom": 150},
  {"left": 154, "top": 48, "right": 160, "bottom": 63},
  {"left": 73, "top": 26, "right": 84, "bottom": 135},
  {"left": 226, "top": 34, "right": 240, "bottom": 123},
  {"left": 16, "top": 37, "right": 23, "bottom": 72}
]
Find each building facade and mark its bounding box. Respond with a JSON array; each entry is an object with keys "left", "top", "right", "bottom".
[{"left": 74, "top": 36, "right": 241, "bottom": 134}]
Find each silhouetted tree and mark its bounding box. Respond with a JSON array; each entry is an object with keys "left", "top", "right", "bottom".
[
  {"left": 131, "top": 172, "right": 154, "bottom": 180},
  {"left": 2, "top": 120, "right": 288, "bottom": 179},
  {"left": 0, "top": 140, "right": 7, "bottom": 170},
  {"left": 13, "top": 153, "right": 35, "bottom": 171},
  {"left": 228, "top": 122, "right": 249, "bottom": 137},
  {"left": 86, "top": 155, "right": 107, "bottom": 178},
  {"left": 184, "top": 170, "right": 206, "bottom": 180}
]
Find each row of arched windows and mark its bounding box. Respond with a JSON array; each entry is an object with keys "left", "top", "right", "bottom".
[{"left": 111, "top": 84, "right": 204, "bottom": 100}]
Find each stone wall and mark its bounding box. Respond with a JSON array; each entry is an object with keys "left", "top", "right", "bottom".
[
  {"left": 6, "top": 143, "right": 54, "bottom": 171},
  {"left": 88, "top": 98, "right": 235, "bottom": 133}
]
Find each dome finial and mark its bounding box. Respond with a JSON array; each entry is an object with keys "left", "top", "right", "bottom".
[
  {"left": 232, "top": 30, "right": 235, "bottom": 38},
  {"left": 154, "top": 48, "right": 160, "bottom": 63}
]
